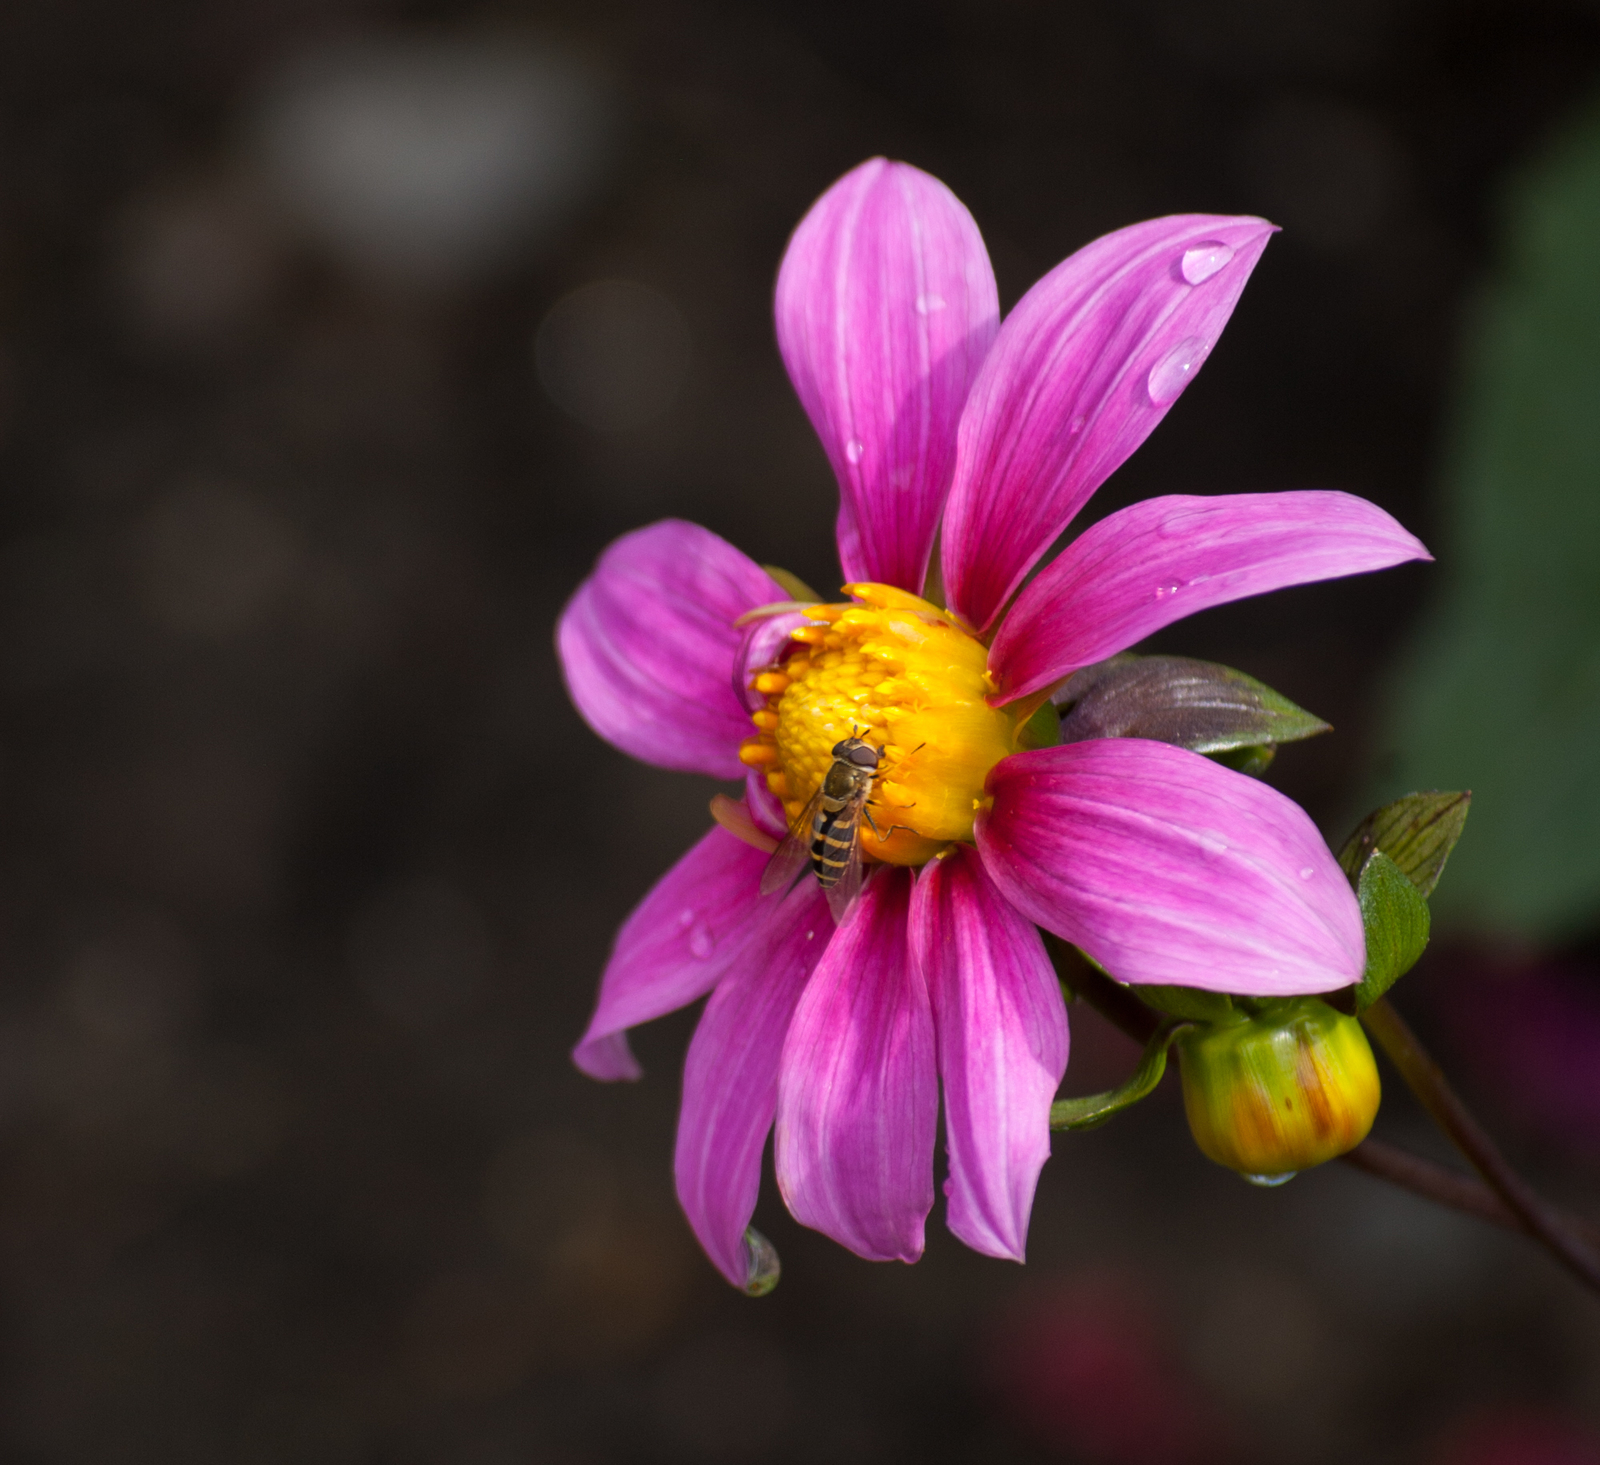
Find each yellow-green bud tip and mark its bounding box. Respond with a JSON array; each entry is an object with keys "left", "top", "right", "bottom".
[{"left": 1174, "top": 998, "right": 1380, "bottom": 1180}]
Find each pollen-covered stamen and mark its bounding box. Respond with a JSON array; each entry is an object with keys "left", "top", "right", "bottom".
[{"left": 738, "top": 583, "right": 1022, "bottom": 867}]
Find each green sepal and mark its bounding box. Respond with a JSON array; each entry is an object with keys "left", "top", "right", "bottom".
[
  {"left": 1209, "top": 744, "right": 1276, "bottom": 777},
  {"left": 1137, "top": 985, "right": 1236, "bottom": 1023},
  {"left": 741, "top": 1227, "right": 781, "bottom": 1296},
  {"left": 1050, "top": 1020, "right": 1188, "bottom": 1131},
  {"left": 1055, "top": 654, "right": 1330, "bottom": 755},
  {"left": 761, "top": 565, "right": 821, "bottom": 604},
  {"left": 1337, "top": 791, "right": 1472, "bottom": 898},
  {"left": 1352, "top": 851, "right": 1432, "bottom": 1011},
  {"left": 1018, "top": 699, "right": 1063, "bottom": 750}
]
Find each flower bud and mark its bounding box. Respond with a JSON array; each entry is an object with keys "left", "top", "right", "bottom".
[{"left": 1174, "top": 999, "right": 1380, "bottom": 1183}]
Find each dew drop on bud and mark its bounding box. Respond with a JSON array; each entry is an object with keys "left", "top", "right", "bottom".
[
  {"left": 1242, "top": 1171, "right": 1297, "bottom": 1188},
  {"left": 1147, "top": 336, "right": 1211, "bottom": 406},
  {"left": 742, "top": 1226, "right": 781, "bottom": 1296},
  {"left": 1181, "top": 240, "right": 1235, "bottom": 285},
  {"left": 845, "top": 438, "right": 865, "bottom": 464}
]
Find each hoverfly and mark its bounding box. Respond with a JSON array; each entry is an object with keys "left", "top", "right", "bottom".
[{"left": 760, "top": 735, "right": 883, "bottom": 919}]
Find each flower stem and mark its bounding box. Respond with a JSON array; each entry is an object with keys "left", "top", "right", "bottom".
[
  {"left": 1359, "top": 996, "right": 1600, "bottom": 1293},
  {"left": 1049, "top": 939, "right": 1600, "bottom": 1293}
]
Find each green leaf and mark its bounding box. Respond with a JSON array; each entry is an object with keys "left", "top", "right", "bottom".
[
  {"left": 1018, "top": 699, "right": 1062, "bottom": 750},
  {"left": 1056, "top": 654, "right": 1329, "bottom": 755},
  {"left": 1209, "top": 744, "right": 1276, "bottom": 778},
  {"left": 760, "top": 565, "right": 821, "bottom": 604},
  {"left": 1368, "top": 97, "right": 1600, "bottom": 941},
  {"left": 1050, "top": 1020, "right": 1187, "bottom": 1131},
  {"left": 1353, "top": 851, "right": 1432, "bottom": 1010},
  {"left": 1137, "top": 985, "right": 1235, "bottom": 1023},
  {"left": 1337, "top": 791, "right": 1472, "bottom": 897}
]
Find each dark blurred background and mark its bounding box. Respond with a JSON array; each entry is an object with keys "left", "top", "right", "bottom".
[{"left": 5, "top": 2, "right": 1600, "bottom": 1462}]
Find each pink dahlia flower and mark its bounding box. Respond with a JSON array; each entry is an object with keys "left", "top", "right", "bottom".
[{"left": 557, "top": 158, "right": 1430, "bottom": 1289}]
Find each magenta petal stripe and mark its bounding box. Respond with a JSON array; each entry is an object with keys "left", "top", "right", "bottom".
[
  {"left": 675, "top": 881, "right": 832, "bottom": 1288},
  {"left": 977, "top": 740, "right": 1364, "bottom": 996},
  {"left": 572, "top": 825, "right": 769, "bottom": 1080},
  {"left": 775, "top": 867, "right": 936, "bottom": 1262},
  {"left": 911, "top": 848, "right": 1068, "bottom": 1262},
  {"left": 557, "top": 520, "right": 784, "bottom": 778},
  {"left": 942, "top": 214, "right": 1276, "bottom": 631},
  {"left": 776, "top": 158, "right": 999, "bottom": 595},
  {"left": 990, "top": 491, "right": 1433, "bottom": 703}
]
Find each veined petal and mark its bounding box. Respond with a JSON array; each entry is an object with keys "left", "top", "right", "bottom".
[
  {"left": 977, "top": 740, "right": 1363, "bottom": 996},
  {"left": 776, "top": 158, "right": 999, "bottom": 595},
  {"left": 942, "top": 215, "right": 1276, "bottom": 631},
  {"left": 675, "top": 881, "right": 832, "bottom": 1288},
  {"left": 572, "top": 825, "right": 767, "bottom": 1081},
  {"left": 557, "top": 520, "right": 784, "bottom": 777},
  {"left": 911, "top": 847, "right": 1068, "bottom": 1263},
  {"left": 775, "top": 867, "right": 935, "bottom": 1262},
  {"left": 990, "top": 491, "right": 1432, "bottom": 703}
]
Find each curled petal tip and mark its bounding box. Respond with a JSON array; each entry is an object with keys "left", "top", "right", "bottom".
[{"left": 571, "top": 1032, "right": 642, "bottom": 1083}]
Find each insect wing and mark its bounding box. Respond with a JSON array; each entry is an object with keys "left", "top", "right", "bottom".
[
  {"left": 823, "top": 836, "right": 866, "bottom": 921},
  {"left": 759, "top": 788, "right": 823, "bottom": 897}
]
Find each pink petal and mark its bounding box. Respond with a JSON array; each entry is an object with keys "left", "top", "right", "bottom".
[
  {"left": 776, "top": 158, "right": 999, "bottom": 594},
  {"left": 557, "top": 520, "right": 783, "bottom": 777},
  {"left": 774, "top": 867, "right": 935, "bottom": 1262},
  {"left": 977, "top": 740, "right": 1364, "bottom": 996},
  {"left": 572, "top": 825, "right": 768, "bottom": 1080},
  {"left": 942, "top": 215, "right": 1277, "bottom": 631},
  {"left": 911, "top": 847, "right": 1068, "bottom": 1262},
  {"left": 744, "top": 769, "right": 789, "bottom": 842},
  {"left": 675, "top": 880, "right": 833, "bottom": 1288},
  {"left": 990, "top": 491, "right": 1432, "bottom": 703}
]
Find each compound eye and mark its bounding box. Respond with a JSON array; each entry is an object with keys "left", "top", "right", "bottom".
[
  {"left": 830, "top": 739, "right": 851, "bottom": 759},
  {"left": 850, "top": 744, "right": 880, "bottom": 768}
]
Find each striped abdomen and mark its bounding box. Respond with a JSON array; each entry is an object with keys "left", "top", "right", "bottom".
[{"left": 808, "top": 762, "right": 872, "bottom": 887}]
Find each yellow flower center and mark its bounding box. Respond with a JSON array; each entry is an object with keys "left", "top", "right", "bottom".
[{"left": 738, "top": 583, "right": 1022, "bottom": 866}]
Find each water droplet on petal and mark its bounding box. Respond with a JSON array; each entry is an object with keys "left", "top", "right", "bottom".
[
  {"left": 1147, "top": 336, "right": 1211, "bottom": 407},
  {"left": 1181, "top": 240, "right": 1235, "bottom": 285},
  {"left": 1298, "top": 866, "right": 1315, "bottom": 880},
  {"left": 914, "top": 293, "right": 947, "bottom": 315},
  {"left": 1201, "top": 834, "right": 1228, "bottom": 856},
  {"left": 1067, "top": 414, "right": 1087, "bottom": 436},
  {"left": 742, "top": 1226, "right": 781, "bottom": 1296},
  {"left": 1153, "top": 581, "right": 1182, "bottom": 601},
  {"left": 1242, "top": 1171, "right": 1297, "bottom": 1188},
  {"left": 845, "top": 438, "right": 865, "bottom": 464},
  {"left": 675, "top": 908, "right": 696, "bottom": 929},
  {"left": 688, "top": 923, "right": 715, "bottom": 959}
]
